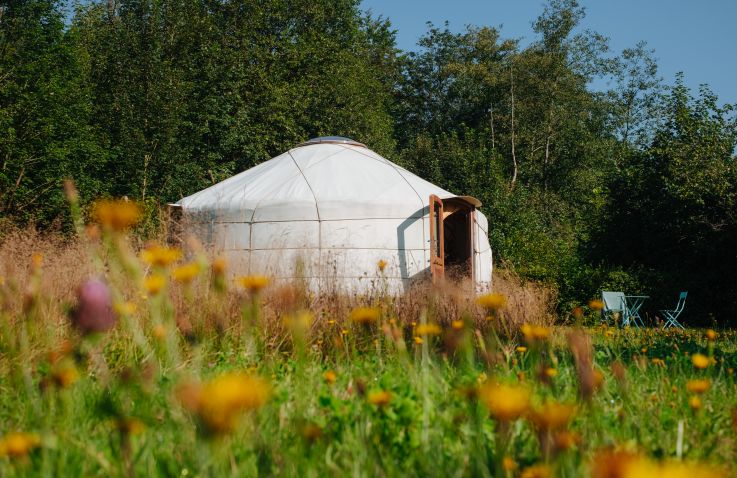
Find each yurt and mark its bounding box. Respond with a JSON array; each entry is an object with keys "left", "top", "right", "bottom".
[{"left": 174, "top": 136, "right": 492, "bottom": 293}]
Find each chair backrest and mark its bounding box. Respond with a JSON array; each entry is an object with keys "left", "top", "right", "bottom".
[
  {"left": 675, "top": 291, "right": 688, "bottom": 312},
  {"left": 602, "top": 291, "right": 625, "bottom": 312}
]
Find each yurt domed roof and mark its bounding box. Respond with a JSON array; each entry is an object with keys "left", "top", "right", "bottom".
[{"left": 178, "top": 137, "right": 480, "bottom": 223}]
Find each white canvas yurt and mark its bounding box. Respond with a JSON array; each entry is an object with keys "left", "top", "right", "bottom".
[{"left": 175, "top": 136, "right": 492, "bottom": 293}]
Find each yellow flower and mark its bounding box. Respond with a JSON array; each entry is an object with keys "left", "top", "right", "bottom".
[
  {"left": 689, "top": 395, "right": 702, "bottom": 410},
  {"left": 502, "top": 456, "right": 517, "bottom": 471},
  {"left": 691, "top": 353, "right": 710, "bottom": 369},
  {"left": 415, "top": 323, "right": 442, "bottom": 336},
  {"left": 172, "top": 262, "right": 201, "bottom": 284},
  {"left": 544, "top": 367, "right": 558, "bottom": 378},
  {"left": 588, "top": 299, "right": 604, "bottom": 311},
  {"left": 143, "top": 274, "right": 166, "bottom": 295},
  {"left": 478, "top": 382, "right": 530, "bottom": 422},
  {"left": 377, "top": 259, "right": 387, "bottom": 272},
  {"left": 0, "top": 432, "right": 41, "bottom": 458},
  {"left": 179, "top": 373, "right": 270, "bottom": 435},
  {"left": 141, "top": 245, "right": 182, "bottom": 268},
  {"left": 284, "top": 310, "right": 313, "bottom": 333},
  {"left": 451, "top": 320, "right": 464, "bottom": 330},
  {"left": 323, "top": 370, "right": 337, "bottom": 384},
  {"left": 211, "top": 257, "right": 227, "bottom": 275},
  {"left": 51, "top": 360, "right": 79, "bottom": 389},
  {"left": 553, "top": 431, "right": 580, "bottom": 451},
  {"left": 152, "top": 324, "right": 166, "bottom": 340},
  {"left": 530, "top": 401, "right": 576, "bottom": 431},
  {"left": 114, "top": 417, "right": 145, "bottom": 436},
  {"left": 705, "top": 329, "right": 717, "bottom": 341},
  {"left": 414, "top": 336, "right": 424, "bottom": 345},
  {"left": 367, "top": 390, "right": 392, "bottom": 407},
  {"left": 114, "top": 301, "right": 137, "bottom": 316},
  {"left": 92, "top": 199, "right": 142, "bottom": 231},
  {"left": 686, "top": 379, "right": 710, "bottom": 394},
  {"left": 236, "top": 275, "right": 270, "bottom": 294},
  {"left": 516, "top": 346, "right": 528, "bottom": 353},
  {"left": 349, "top": 307, "right": 380, "bottom": 325},
  {"left": 520, "top": 464, "right": 551, "bottom": 478},
  {"left": 32, "top": 252, "right": 43, "bottom": 269},
  {"left": 476, "top": 293, "right": 507, "bottom": 310},
  {"left": 521, "top": 324, "right": 551, "bottom": 342}
]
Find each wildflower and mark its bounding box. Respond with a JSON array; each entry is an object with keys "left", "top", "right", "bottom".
[
  {"left": 588, "top": 299, "right": 604, "bottom": 311},
  {"left": 178, "top": 373, "right": 270, "bottom": 435},
  {"left": 172, "top": 262, "right": 201, "bottom": 284},
  {"left": 689, "top": 395, "right": 702, "bottom": 410},
  {"left": 553, "top": 431, "right": 580, "bottom": 452},
  {"left": 686, "top": 379, "right": 710, "bottom": 394},
  {"left": 544, "top": 367, "right": 558, "bottom": 378},
  {"left": 706, "top": 329, "right": 717, "bottom": 341},
  {"left": 0, "top": 432, "right": 41, "bottom": 458},
  {"left": 143, "top": 274, "right": 166, "bottom": 296},
  {"left": 502, "top": 456, "right": 517, "bottom": 471},
  {"left": 478, "top": 382, "right": 530, "bottom": 422},
  {"left": 377, "top": 259, "right": 387, "bottom": 272},
  {"left": 70, "top": 279, "right": 116, "bottom": 335},
  {"left": 349, "top": 307, "right": 380, "bottom": 325},
  {"left": 141, "top": 245, "right": 182, "bottom": 268},
  {"left": 152, "top": 325, "right": 166, "bottom": 340},
  {"left": 51, "top": 360, "right": 80, "bottom": 389},
  {"left": 368, "top": 390, "right": 392, "bottom": 407},
  {"left": 451, "top": 320, "right": 464, "bottom": 330},
  {"left": 212, "top": 257, "right": 227, "bottom": 275},
  {"left": 572, "top": 306, "right": 584, "bottom": 320},
  {"left": 92, "top": 199, "right": 142, "bottom": 231},
  {"left": 651, "top": 358, "right": 665, "bottom": 367},
  {"left": 520, "top": 464, "right": 551, "bottom": 478},
  {"left": 691, "top": 353, "right": 710, "bottom": 369},
  {"left": 516, "top": 346, "right": 528, "bottom": 353},
  {"left": 476, "top": 293, "right": 507, "bottom": 310},
  {"left": 415, "top": 323, "right": 442, "bottom": 336},
  {"left": 530, "top": 401, "right": 576, "bottom": 431},
  {"left": 414, "top": 336, "right": 424, "bottom": 345},
  {"left": 323, "top": 370, "right": 337, "bottom": 384},
  {"left": 114, "top": 417, "right": 145, "bottom": 436},
  {"left": 32, "top": 252, "right": 43, "bottom": 269},
  {"left": 236, "top": 275, "right": 270, "bottom": 294},
  {"left": 521, "top": 324, "right": 551, "bottom": 343},
  {"left": 114, "top": 301, "right": 137, "bottom": 316}
]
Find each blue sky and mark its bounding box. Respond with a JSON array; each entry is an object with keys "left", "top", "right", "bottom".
[{"left": 360, "top": 0, "right": 737, "bottom": 105}]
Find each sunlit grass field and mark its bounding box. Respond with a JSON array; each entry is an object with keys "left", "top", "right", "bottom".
[{"left": 0, "top": 198, "right": 734, "bottom": 477}]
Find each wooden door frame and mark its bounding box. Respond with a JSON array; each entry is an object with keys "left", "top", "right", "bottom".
[{"left": 429, "top": 194, "right": 444, "bottom": 283}]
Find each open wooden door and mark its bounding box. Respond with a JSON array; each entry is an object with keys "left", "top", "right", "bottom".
[{"left": 429, "top": 194, "right": 444, "bottom": 283}]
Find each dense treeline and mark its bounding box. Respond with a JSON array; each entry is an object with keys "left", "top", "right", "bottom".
[{"left": 1, "top": 0, "right": 736, "bottom": 323}]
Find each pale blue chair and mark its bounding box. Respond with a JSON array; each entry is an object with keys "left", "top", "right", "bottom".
[
  {"left": 660, "top": 292, "right": 687, "bottom": 329},
  {"left": 601, "top": 291, "right": 627, "bottom": 325}
]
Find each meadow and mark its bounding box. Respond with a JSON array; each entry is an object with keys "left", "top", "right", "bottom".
[{"left": 0, "top": 199, "right": 734, "bottom": 477}]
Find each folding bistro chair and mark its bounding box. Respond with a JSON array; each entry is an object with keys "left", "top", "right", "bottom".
[
  {"left": 601, "top": 291, "right": 627, "bottom": 325},
  {"left": 660, "top": 292, "right": 687, "bottom": 329}
]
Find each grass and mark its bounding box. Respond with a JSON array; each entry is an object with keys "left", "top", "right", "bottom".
[{"left": 0, "top": 201, "right": 734, "bottom": 477}]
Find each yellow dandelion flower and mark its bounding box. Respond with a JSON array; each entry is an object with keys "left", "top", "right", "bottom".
[
  {"left": 686, "top": 379, "right": 710, "bottom": 394},
  {"left": 377, "top": 259, "right": 387, "bottom": 272},
  {"left": 51, "top": 361, "right": 79, "bottom": 389},
  {"left": 544, "top": 367, "right": 558, "bottom": 378},
  {"left": 349, "top": 307, "right": 381, "bottom": 325},
  {"left": 235, "top": 275, "right": 271, "bottom": 294},
  {"left": 475, "top": 293, "right": 507, "bottom": 310},
  {"left": 516, "top": 346, "right": 528, "bottom": 353},
  {"left": 502, "top": 456, "right": 517, "bottom": 471},
  {"left": 152, "top": 324, "right": 166, "bottom": 340},
  {"left": 0, "top": 432, "right": 41, "bottom": 458},
  {"left": 32, "top": 252, "right": 43, "bottom": 269},
  {"left": 323, "top": 370, "right": 337, "bottom": 384},
  {"left": 706, "top": 329, "right": 717, "bottom": 341},
  {"left": 140, "top": 245, "right": 182, "bottom": 268},
  {"left": 172, "top": 262, "right": 201, "bottom": 284},
  {"left": 143, "top": 274, "right": 166, "bottom": 296},
  {"left": 91, "top": 199, "right": 142, "bottom": 231},
  {"left": 553, "top": 431, "right": 580, "bottom": 451},
  {"left": 179, "top": 373, "right": 270, "bottom": 435},
  {"left": 212, "top": 257, "right": 227, "bottom": 275},
  {"left": 521, "top": 324, "right": 551, "bottom": 342},
  {"left": 451, "top": 320, "right": 464, "bottom": 330},
  {"left": 415, "top": 323, "right": 442, "bottom": 336},
  {"left": 520, "top": 464, "right": 551, "bottom": 478},
  {"left": 478, "top": 382, "right": 530, "bottom": 422},
  {"left": 530, "top": 401, "right": 576, "bottom": 431},
  {"left": 367, "top": 390, "right": 392, "bottom": 407},
  {"left": 414, "top": 336, "right": 424, "bottom": 345},
  {"left": 114, "top": 301, "right": 137, "bottom": 316},
  {"left": 689, "top": 395, "right": 702, "bottom": 410},
  {"left": 691, "top": 353, "right": 710, "bottom": 369},
  {"left": 588, "top": 299, "right": 604, "bottom": 311}
]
